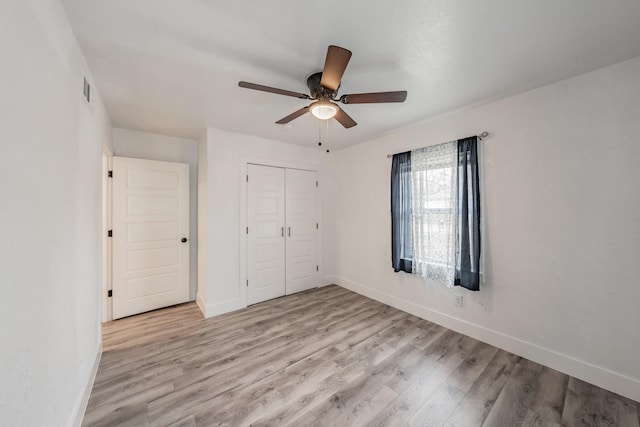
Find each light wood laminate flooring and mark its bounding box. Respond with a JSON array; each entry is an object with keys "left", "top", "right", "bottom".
[{"left": 84, "top": 285, "right": 640, "bottom": 427}]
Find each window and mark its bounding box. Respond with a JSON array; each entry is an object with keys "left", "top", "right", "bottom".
[{"left": 391, "top": 137, "right": 481, "bottom": 291}]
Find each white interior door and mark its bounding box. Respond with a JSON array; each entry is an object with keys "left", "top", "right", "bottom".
[
  {"left": 247, "top": 164, "right": 286, "bottom": 305},
  {"left": 285, "top": 169, "right": 318, "bottom": 295},
  {"left": 112, "top": 157, "right": 189, "bottom": 319}
]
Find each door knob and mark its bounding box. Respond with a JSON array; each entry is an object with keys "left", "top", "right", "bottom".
[{"left": 181, "top": 238, "right": 188, "bottom": 243}]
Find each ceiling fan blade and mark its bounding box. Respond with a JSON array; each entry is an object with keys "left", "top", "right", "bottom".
[
  {"left": 340, "top": 91, "right": 407, "bottom": 104},
  {"left": 275, "top": 106, "right": 309, "bottom": 124},
  {"left": 320, "top": 45, "right": 352, "bottom": 92},
  {"left": 334, "top": 106, "right": 357, "bottom": 129},
  {"left": 239, "top": 81, "right": 310, "bottom": 99}
]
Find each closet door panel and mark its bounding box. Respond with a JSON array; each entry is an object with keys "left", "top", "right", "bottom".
[
  {"left": 286, "top": 169, "right": 318, "bottom": 294},
  {"left": 247, "top": 164, "right": 286, "bottom": 304}
]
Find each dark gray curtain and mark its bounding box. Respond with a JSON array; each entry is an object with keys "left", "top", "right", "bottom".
[
  {"left": 455, "top": 136, "right": 481, "bottom": 290},
  {"left": 391, "top": 151, "right": 413, "bottom": 273}
]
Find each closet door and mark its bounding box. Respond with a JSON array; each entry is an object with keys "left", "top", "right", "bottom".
[
  {"left": 247, "top": 164, "right": 286, "bottom": 304},
  {"left": 285, "top": 169, "right": 319, "bottom": 295}
]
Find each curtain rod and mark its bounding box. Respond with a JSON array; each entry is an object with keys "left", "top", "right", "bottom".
[{"left": 386, "top": 131, "right": 489, "bottom": 158}]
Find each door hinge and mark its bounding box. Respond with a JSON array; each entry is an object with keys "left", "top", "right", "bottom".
[
  {"left": 246, "top": 227, "right": 248, "bottom": 234},
  {"left": 107, "top": 290, "right": 112, "bottom": 297},
  {"left": 108, "top": 170, "right": 113, "bottom": 178},
  {"left": 316, "top": 223, "right": 319, "bottom": 230},
  {"left": 316, "top": 180, "right": 318, "bottom": 187},
  {"left": 246, "top": 279, "right": 249, "bottom": 287},
  {"left": 107, "top": 230, "right": 113, "bottom": 237},
  {"left": 316, "top": 265, "right": 319, "bottom": 272},
  {"left": 246, "top": 174, "right": 248, "bottom": 182}
]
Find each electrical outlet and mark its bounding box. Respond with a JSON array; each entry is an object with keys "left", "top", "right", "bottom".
[
  {"left": 477, "top": 301, "right": 487, "bottom": 311},
  {"left": 454, "top": 295, "right": 463, "bottom": 307}
]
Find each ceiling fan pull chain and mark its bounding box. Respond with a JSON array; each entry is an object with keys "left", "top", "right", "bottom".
[
  {"left": 325, "top": 119, "right": 331, "bottom": 153},
  {"left": 325, "top": 119, "right": 329, "bottom": 143}
]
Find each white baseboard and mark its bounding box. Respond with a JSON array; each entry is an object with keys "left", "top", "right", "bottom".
[
  {"left": 196, "top": 295, "right": 246, "bottom": 318},
  {"left": 195, "top": 293, "right": 208, "bottom": 317},
  {"left": 71, "top": 342, "right": 102, "bottom": 427},
  {"left": 335, "top": 276, "right": 640, "bottom": 402},
  {"left": 320, "top": 276, "right": 339, "bottom": 287}
]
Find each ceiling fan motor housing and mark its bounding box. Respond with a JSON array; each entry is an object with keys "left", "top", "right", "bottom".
[{"left": 307, "top": 72, "right": 338, "bottom": 100}]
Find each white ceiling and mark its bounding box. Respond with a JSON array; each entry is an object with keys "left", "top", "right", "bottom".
[{"left": 62, "top": 0, "right": 640, "bottom": 150}]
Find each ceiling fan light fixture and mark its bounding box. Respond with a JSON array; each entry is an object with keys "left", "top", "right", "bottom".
[{"left": 310, "top": 101, "right": 338, "bottom": 120}]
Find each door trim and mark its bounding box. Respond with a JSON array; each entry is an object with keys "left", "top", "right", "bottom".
[
  {"left": 239, "top": 156, "right": 322, "bottom": 308},
  {"left": 102, "top": 144, "right": 113, "bottom": 322}
]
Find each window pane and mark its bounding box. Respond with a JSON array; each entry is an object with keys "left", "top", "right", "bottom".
[{"left": 411, "top": 142, "right": 457, "bottom": 286}]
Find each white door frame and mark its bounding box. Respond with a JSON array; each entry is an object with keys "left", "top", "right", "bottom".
[
  {"left": 102, "top": 144, "right": 113, "bottom": 322},
  {"left": 239, "top": 156, "right": 322, "bottom": 307}
]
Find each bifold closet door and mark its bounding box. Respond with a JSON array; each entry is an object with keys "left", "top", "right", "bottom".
[
  {"left": 285, "top": 169, "right": 318, "bottom": 295},
  {"left": 247, "top": 164, "right": 286, "bottom": 305}
]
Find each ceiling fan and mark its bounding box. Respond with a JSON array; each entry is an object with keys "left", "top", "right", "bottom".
[{"left": 238, "top": 45, "right": 407, "bottom": 129}]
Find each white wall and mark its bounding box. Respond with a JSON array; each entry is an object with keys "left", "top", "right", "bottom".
[
  {"left": 0, "top": 0, "right": 112, "bottom": 425},
  {"left": 113, "top": 128, "right": 198, "bottom": 300},
  {"left": 197, "top": 127, "right": 336, "bottom": 317},
  {"left": 333, "top": 56, "right": 640, "bottom": 401}
]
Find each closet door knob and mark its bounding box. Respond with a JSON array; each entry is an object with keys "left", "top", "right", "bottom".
[{"left": 181, "top": 238, "right": 188, "bottom": 243}]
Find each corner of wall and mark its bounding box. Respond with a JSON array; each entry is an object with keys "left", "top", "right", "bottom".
[
  {"left": 196, "top": 128, "right": 209, "bottom": 307},
  {"left": 195, "top": 292, "right": 208, "bottom": 317},
  {"left": 70, "top": 341, "right": 102, "bottom": 427},
  {"left": 196, "top": 296, "right": 246, "bottom": 319},
  {"left": 321, "top": 276, "right": 339, "bottom": 287}
]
